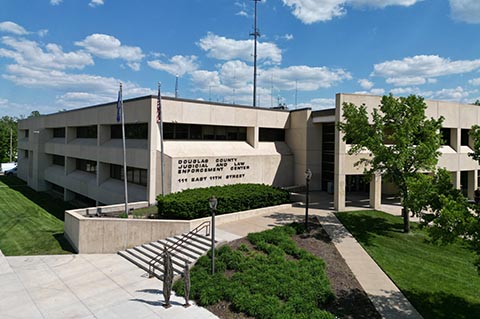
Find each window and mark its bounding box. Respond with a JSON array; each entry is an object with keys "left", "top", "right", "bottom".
[
  {"left": 163, "top": 123, "right": 247, "bottom": 141},
  {"left": 53, "top": 127, "right": 65, "bottom": 138},
  {"left": 76, "top": 126, "right": 97, "bottom": 139},
  {"left": 111, "top": 123, "right": 148, "bottom": 139},
  {"left": 110, "top": 164, "right": 147, "bottom": 186},
  {"left": 52, "top": 155, "right": 65, "bottom": 166},
  {"left": 76, "top": 159, "right": 96, "bottom": 174},
  {"left": 24, "top": 150, "right": 28, "bottom": 158},
  {"left": 50, "top": 183, "right": 64, "bottom": 194},
  {"left": 440, "top": 128, "right": 451, "bottom": 146},
  {"left": 24, "top": 130, "right": 29, "bottom": 138},
  {"left": 461, "top": 129, "right": 470, "bottom": 146},
  {"left": 259, "top": 128, "right": 285, "bottom": 142}
]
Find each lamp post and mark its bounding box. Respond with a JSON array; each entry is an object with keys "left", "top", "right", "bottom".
[
  {"left": 305, "top": 169, "right": 312, "bottom": 231},
  {"left": 208, "top": 196, "right": 217, "bottom": 274}
]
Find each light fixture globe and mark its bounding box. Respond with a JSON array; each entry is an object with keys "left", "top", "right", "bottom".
[
  {"left": 209, "top": 196, "right": 218, "bottom": 210},
  {"left": 305, "top": 168, "right": 312, "bottom": 182}
]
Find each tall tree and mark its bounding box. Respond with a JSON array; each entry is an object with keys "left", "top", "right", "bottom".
[
  {"left": 338, "top": 94, "right": 444, "bottom": 233},
  {"left": 0, "top": 116, "right": 18, "bottom": 163},
  {"left": 473, "top": 100, "right": 480, "bottom": 106}
]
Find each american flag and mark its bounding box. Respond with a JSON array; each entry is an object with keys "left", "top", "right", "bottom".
[{"left": 157, "top": 83, "right": 162, "bottom": 123}]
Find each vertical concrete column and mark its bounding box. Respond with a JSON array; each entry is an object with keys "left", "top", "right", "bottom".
[
  {"left": 468, "top": 170, "right": 476, "bottom": 200},
  {"left": 334, "top": 174, "right": 346, "bottom": 211},
  {"left": 246, "top": 126, "right": 259, "bottom": 149},
  {"left": 334, "top": 94, "right": 346, "bottom": 211},
  {"left": 451, "top": 128, "right": 460, "bottom": 152},
  {"left": 64, "top": 189, "right": 75, "bottom": 201},
  {"left": 369, "top": 173, "right": 382, "bottom": 209},
  {"left": 451, "top": 171, "right": 461, "bottom": 189}
]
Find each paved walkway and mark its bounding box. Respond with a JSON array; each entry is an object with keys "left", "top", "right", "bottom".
[{"left": 0, "top": 192, "right": 422, "bottom": 319}]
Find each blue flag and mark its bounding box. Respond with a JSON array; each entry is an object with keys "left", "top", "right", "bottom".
[{"left": 116, "top": 85, "right": 122, "bottom": 123}]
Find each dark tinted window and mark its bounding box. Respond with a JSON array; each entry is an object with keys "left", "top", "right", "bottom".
[
  {"left": 77, "top": 126, "right": 97, "bottom": 138},
  {"left": 111, "top": 123, "right": 148, "bottom": 139},
  {"left": 259, "top": 128, "right": 285, "bottom": 142}
]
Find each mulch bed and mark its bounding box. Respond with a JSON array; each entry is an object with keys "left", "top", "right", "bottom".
[{"left": 206, "top": 221, "right": 381, "bottom": 319}]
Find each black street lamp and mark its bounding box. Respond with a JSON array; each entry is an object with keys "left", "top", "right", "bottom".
[
  {"left": 208, "top": 196, "right": 218, "bottom": 274},
  {"left": 305, "top": 169, "right": 312, "bottom": 231}
]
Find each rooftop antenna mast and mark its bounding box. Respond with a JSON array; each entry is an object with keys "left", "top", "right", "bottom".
[
  {"left": 175, "top": 74, "right": 179, "bottom": 98},
  {"left": 250, "top": 0, "right": 261, "bottom": 107}
]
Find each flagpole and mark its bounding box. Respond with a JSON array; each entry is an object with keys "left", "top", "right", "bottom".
[
  {"left": 119, "top": 83, "right": 129, "bottom": 215},
  {"left": 158, "top": 82, "right": 165, "bottom": 197}
]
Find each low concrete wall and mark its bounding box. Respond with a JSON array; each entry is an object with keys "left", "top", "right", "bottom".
[{"left": 64, "top": 202, "right": 293, "bottom": 253}]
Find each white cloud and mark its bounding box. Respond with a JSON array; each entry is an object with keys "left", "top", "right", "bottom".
[
  {"left": 2, "top": 64, "right": 152, "bottom": 106},
  {"left": 283, "top": 34, "right": 294, "bottom": 41},
  {"left": 0, "top": 21, "right": 28, "bottom": 35},
  {"left": 263, "top": 65, "right": 352, "bottom": 91},
  {"left": 469, "top": 78, "right": 480, "bottom": 86},
  {"left": 147, "top": 55, "right": 198, "bottom": 76},
  {"left": 432, "top": 86, "right": 470, "bottom": 100},
  {"left": 297, "top": 98, "right": 336, "bottom": 110},
  {"left": 373, "top": 55, "right": 480, "bottom": 86},
  {"left": 89, "top": 0, "right": 104, "bottom": 7},
  {"left": 75, "top": 34, "right": 144, "bottom": 68},
  {"left": 198, "top": 33, "right": 282, "bottom": 64},
  {"left": 189, "top": 60, "right": 351, "bottom": 106},
  {"left": 281, "top": 0, "right": 423, "bottom": 23},
  {"left": 358, "top": 78, "right": 374, "bottom": 89},
  {"left": 386, "top": 76, "right": 426, "bottom": 86},
  {"left": 236, "top": 10, "right": 248, "bottom": 17},
  {"left": 50, "top": 0, "right": 62, "bottom": 5},
  {"left": 0, "top": 36, "right": 94, "bottom": 70},
  {"left": 450, "top": 0, "right": 480, "bottom": 23}
]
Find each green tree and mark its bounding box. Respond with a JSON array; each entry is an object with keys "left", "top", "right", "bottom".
[
  {"left": 0, "top": 116, "right": 18, "bottom": 162},
  {"left": 473, "top": 100, "right": 480, "bottom": 106},
  {"left": 338, "top": 94, "right": 444, "bottom": 233},
  {"left": 28, "top": 110, "right": 41, "bottom": 118}
]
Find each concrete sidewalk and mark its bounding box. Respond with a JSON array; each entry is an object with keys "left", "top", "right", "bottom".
[{"left": 0, "top": 253, "right": 218, "bottom": 319}]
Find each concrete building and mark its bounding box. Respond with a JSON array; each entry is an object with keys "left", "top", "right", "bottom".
[{"left": 17, "top": 93, "right": 480, "bottom": 210}]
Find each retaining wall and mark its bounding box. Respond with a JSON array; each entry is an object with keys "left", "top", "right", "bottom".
[{"left": 64, "top": 202, "right": 293, "bottom": 253}]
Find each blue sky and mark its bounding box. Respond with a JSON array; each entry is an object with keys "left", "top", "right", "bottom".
[{"left": 1, "top": 0, "right": 480, "bottom": 117}]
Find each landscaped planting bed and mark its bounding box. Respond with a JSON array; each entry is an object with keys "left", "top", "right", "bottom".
[{"left": 173, "top": 222, "right": 380, "bottom": 319}]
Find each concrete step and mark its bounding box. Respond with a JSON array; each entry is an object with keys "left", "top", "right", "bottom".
[{"left": 118, "top": 229, "right": 217, "bottom": 280}]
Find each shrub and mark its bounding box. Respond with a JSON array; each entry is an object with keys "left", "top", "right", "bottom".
[
  {"left": 173, "top": 225, "right": 335, "bottom": 318},
  {"left": 157, "top": 184, "right": 290, "bottom": 219}
]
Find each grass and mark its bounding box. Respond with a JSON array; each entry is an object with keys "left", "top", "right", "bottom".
[
  {"left": 336, "top": 210, "right": 480, "bottom": 319},
  {"left": 0, "top": 175, "right": 75, "bottom": 256},
  {"left": 174, "top": 225, "right": 335, "bottom": 319}
]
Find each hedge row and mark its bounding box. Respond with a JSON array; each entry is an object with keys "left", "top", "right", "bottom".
[
  {"left": 173, "top": 225, "right": 335, "bottom": 319},
  {"left": 157, "top": 184, "right": 290, "bottom": 220}
]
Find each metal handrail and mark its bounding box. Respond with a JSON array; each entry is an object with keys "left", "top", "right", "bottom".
[{"left": 148, "top": 221, "right": 211, "bottom": 278}]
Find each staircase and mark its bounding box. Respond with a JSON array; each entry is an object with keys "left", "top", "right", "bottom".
[{"left": 118, "top": 222, "right": 215, "bottom": 280}]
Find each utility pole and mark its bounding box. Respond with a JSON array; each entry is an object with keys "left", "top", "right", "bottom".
[
  {"left": 9, "top": 128, "right": 12, "bottom": 162},
  {"left": 250, "top": 0, "right": 261, "bottom": 107}
]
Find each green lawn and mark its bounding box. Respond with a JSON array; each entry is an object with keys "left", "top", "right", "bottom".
[
  {"left": 336, "top": 210, "right": 480, "bottom": 319},
  {"left": 0, "top": 176, "right": 75, "bottom": 256}
]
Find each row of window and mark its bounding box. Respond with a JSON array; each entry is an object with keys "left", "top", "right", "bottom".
[
  {"left": 51, "top": 155, "right": 147, "bottom": 186},
  {"left": 441, "top": 128, "right": 471, "bottom": 147},
  {"left": 46, "top": 123, "right": 285, "bottom": 142}
]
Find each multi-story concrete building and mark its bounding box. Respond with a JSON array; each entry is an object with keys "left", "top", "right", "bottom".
[{"left": 17, "top": 93, "right": 480, "bottom": 210}]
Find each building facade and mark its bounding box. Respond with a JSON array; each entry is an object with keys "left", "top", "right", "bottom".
[{"left": 17, "top": 93, "right": 480, "bottom": 210}]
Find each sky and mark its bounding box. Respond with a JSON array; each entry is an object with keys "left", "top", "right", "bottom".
[{"left": 1, "top": 0, "right": 480, "bottom": 117}]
